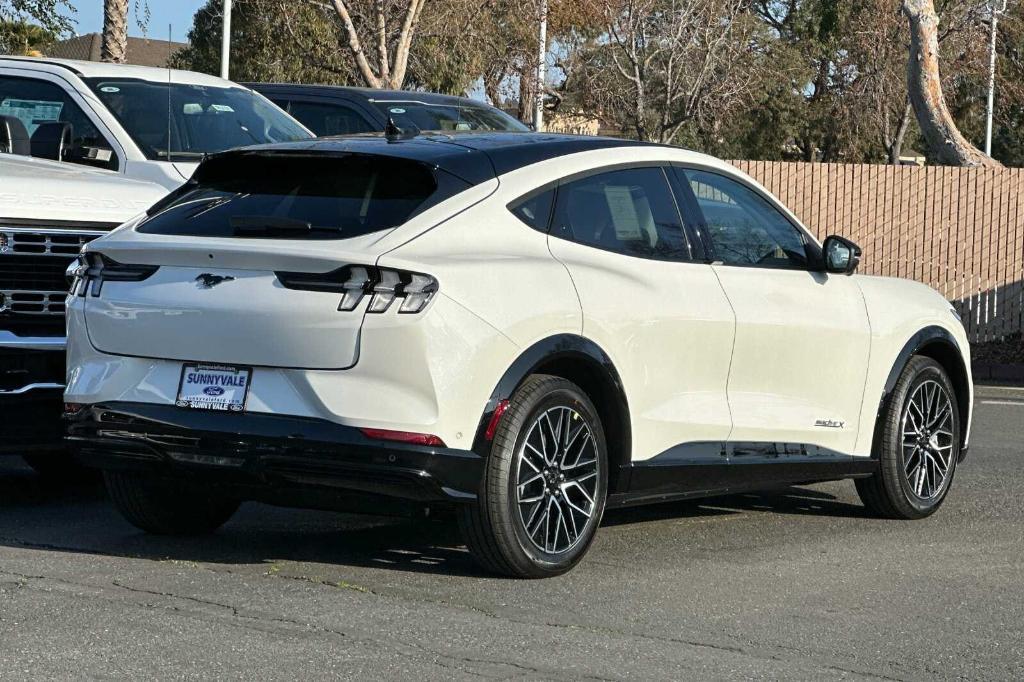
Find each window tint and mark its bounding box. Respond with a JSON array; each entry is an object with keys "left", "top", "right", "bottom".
[
  {"left": 551, "top": 167, "right": 689, "bottom": 260},
  {"left": 509, "top": 187, "right": 554, "bottom": 231},
  {"left": 0, "top": 76, "right": 117, "bottom": 170},
  {"left": 138, "top": 154, "right": 464, "bottom": 240},
  {"left": 85, "top": 78, "right": 310, "bottom": 161},
  {"left": 682, "top": 169, "right": 808, "bottom": 268},
  {"left": 282, "top": 99, "right": 375, "bottom": 136},
  {"left": 373, "top": 100, "right": 529, "bottom": 133}
]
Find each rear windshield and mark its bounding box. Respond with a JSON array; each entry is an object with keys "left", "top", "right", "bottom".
[
  {"left": 137, "top": 154, "right": 463, "bottom": 240},
  {"left": 372, "top": 100, "right": 529, "bottom": 133}
]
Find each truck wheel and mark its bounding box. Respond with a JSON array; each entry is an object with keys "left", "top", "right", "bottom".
[
  {"left": 459, "top": 375, "right": 608, "bottom": 578},
  {"left": 104, "top": 471, "right": 239, "bottom": 535}
]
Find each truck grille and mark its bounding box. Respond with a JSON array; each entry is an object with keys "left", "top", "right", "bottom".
[{"left": 0, "top": 226, "right": 107, "bottom": 326}]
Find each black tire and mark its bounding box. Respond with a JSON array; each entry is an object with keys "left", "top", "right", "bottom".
[
  {"left": 459, "top": 374, "right": 609, "bottom": 578},
  {"left": 104, "top": 471, "right": 240, "bottom": 535},
  {"left": 856, "top": 356, "right": 960, "bottom": 519},
  {"left": 22, "top": 449, "right": 97, "bottom": 483}
]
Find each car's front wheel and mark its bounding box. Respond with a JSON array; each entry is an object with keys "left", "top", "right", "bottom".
[
  {"left": 459, "top": 375, "right": 608, "bottom": 578},
  {"left": 856, "top": 356, "right": 960, "bottom": 519},
  {"left": 104, "top": 471, "right": 240, "bottom": 535}
]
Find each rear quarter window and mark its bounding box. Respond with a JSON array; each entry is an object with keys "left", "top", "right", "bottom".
[{"left": 138, "top": 154, "right": 468, "bottom": 240}]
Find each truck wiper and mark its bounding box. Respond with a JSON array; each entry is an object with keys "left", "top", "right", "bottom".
[{"left": 230, "top": 216, "right": 313, "bottom": 236}]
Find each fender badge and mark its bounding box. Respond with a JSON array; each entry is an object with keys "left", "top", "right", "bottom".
[{"left": 814, "top": 419, "right": 845, "bottom": 429}]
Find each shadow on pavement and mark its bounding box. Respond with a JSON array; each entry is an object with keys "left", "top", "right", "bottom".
[{"left": 0, "top": 458, "right": 869, "bottom": 577}]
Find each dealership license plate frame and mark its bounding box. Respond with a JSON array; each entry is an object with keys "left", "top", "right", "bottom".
[{"left": 175, "top": 363, "right": 253, "bottom": 412}]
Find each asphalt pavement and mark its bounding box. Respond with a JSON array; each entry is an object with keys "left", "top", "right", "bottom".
[{"left": 0, "top": 385, "right": 1021, "bottom": 680}]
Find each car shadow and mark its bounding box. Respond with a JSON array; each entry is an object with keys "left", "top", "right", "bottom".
[{"left": 0, "top": 460, "right": 870, "bottom": 578}]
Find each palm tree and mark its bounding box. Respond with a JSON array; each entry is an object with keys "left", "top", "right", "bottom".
[{"left": 101, "top": 0, "right": 129, "bottom": 63}]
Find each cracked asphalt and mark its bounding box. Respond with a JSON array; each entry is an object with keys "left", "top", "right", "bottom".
[{"left": 1, "top": 385, "right": 1022, "bottom": 680}]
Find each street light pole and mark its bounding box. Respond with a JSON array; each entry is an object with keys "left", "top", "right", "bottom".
[
  {"left": 985, "top": 0, "right": 1008, "bottom": 157},
  {"left": 220, "top": 0, "right": 233, "bottom": 80},
  {"left": 534, "top": 0, "right": 548, "bottom": 132}
]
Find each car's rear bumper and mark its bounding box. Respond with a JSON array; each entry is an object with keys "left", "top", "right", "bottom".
[{"left": 65, "top": 402, "right": 485, "bottom": 509}]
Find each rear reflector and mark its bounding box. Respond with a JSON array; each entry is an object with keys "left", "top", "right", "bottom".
[
  {"left": 484, "top": 399, "right": 510, "bottom": 441},
  {"left": 360, "top": 428, "right": 446, "bottom": 448}
]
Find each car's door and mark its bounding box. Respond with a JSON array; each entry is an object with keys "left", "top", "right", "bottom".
[
  {"left": 541, "top": 165, "right": 736, "bottom": 469},
  {"left": 0, "top": 71, "right": 121, "bottom": 171},
  {"left": 673, "top": 167, "right": 871, "bottom": 458}
]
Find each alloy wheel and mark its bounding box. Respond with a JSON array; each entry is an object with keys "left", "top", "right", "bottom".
[
  {"left": 514, "top": 406, "right": 600, "bottom": 555},
  {"left": 901, "top": 379, "right": 956, "bottom": 500}
]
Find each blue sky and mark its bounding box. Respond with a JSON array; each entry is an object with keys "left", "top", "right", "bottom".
[{"left": 66, "top": 1, "right": 206, "bottom": 41}]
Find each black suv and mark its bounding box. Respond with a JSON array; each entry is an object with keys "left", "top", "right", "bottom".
[{"left": 247, "top": 84, "right": 529, "bottom": 137}]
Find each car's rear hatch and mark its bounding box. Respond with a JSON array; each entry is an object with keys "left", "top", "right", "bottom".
[{"left": 80, "top": 147, "right": 485, "bottom": 369}]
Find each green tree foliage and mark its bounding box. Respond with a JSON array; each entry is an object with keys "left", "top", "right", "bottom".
[
  {"left": 171, "top": 0, "right": 353, "bottom": 84},
  {"left": 0, "top": 18, "right": 57, "bottom": 54},
  {"left": 0, "top": 0, "right": 72, "bottom": 53}
]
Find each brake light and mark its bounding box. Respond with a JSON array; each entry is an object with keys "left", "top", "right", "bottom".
[
  {"left": 69, "top": 253, "right": 158, "bottom": 297},
  {"left": 360, "top": 428, "right": 446, "bottom": 447},
  {"left": 276, "top": 265, "right": 438, "bottom": 314}
]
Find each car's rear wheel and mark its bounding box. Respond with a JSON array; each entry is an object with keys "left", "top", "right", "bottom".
[
  {"left": 856, "top": 356, "right": 960, "bottom": 519},
  {"left": 459, "top": 375, "right": 608, "bottom": 578},
  {"left": 104, "top": 471, "right": 240, "bottom": 535}
]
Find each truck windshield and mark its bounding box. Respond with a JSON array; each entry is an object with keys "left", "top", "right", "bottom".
[{"left": 85, "top": 78, "right": 311, "bottom": 162}]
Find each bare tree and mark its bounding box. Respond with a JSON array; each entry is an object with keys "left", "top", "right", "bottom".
[
  {"left": 902, "top": 0, "right": 1001, "bottom": 166},
  {"left": 323, "top": 0, "right": 426, "bottom": 88},
  {"left": 101, "top": 0, "right": 128, "bottom": 63},
  {"left": 580, "top": 0, "right": 760, "bottom": 144}
]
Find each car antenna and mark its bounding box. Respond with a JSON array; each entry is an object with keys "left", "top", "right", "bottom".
[
  {"left": 167, "top": 23, "right": 173, "bottom": 162},
  {"left": 384, "top": 115, "right": 418, "bottom": 142}
]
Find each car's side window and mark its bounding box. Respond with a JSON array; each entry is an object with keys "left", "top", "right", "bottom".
[
  {"left": 279, "top": 98, "right": 376, "bottom": 136},
  {"left": 680, "top": 169, "right": 809, "bottom": 269},
  {"left": 508, "top": 186, "right": 555, "bottom": 232},
  {"left": 550, "top": 167, "right": 690, "bottom": 260},
  {"left": 0, "top": 75, "right": 118, "bottom": 170}
]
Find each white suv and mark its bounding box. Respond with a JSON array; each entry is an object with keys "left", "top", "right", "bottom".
[
  {"left": 64, "top": 133, "right": 972, "bottom": 577},
  {"left": 0, "top": 57, "right": 311, "bottom": 190}
]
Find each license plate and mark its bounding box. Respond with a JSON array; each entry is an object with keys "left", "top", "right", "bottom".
[{"left": 176, "top": 364, "right": 252, "bottom": 412}]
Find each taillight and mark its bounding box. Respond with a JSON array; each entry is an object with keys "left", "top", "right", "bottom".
[
  {"left": 276, "top": 265, "right": 438, "bottom": 314},
  {"left": 68, "top": 253, "right": 158, "bottom": 297}
]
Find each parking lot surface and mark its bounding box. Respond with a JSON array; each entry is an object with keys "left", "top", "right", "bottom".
[{"left": 1, "top": 386, "right": 1022, "bottom": 680}]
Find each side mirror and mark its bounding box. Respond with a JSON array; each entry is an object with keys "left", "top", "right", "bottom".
[
  {"left": 30, "top": 121, "right": 73, "bottom": 161},
  {"left": 822, "top": 235, "right": 861, "bottom": 275}
]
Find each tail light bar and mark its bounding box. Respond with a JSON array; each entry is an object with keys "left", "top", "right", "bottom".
[
  {"left": 276, "top": 265, "right": 438, "bottom": 314},
  {"left": 68, "top": 253, "right": 159, "bottom": 297}
]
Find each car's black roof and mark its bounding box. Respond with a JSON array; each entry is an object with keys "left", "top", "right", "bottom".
[
  {"left": 208, "top": 133, "right": 648, "bottom": 185},
  {"left": 247, "top": 82, "right": 499, "bottom": 109}
]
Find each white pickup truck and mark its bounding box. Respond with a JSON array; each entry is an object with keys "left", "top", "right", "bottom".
[
  {"left": 0, "top": 56, "right": 312, "bottom": 190},
  {"left": 0, "top": 153, "right": 167, "bottom": 473}
]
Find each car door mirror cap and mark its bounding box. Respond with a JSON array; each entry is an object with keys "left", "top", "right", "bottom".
[{"left": 822, "top": 235, "right": 862, "bottom": 275}]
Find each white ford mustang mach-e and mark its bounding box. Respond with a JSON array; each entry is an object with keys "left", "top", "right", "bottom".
[{"left": 64, "top": 133, "right": 972, "bottom": 577}]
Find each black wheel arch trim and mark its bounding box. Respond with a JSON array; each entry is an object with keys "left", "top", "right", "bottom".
[
  {"left": 471, "top": 334, "right": 633, "bottom": 492},
  {"left": 873, "top": 325, "right": 970, "bottom": 456}
]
